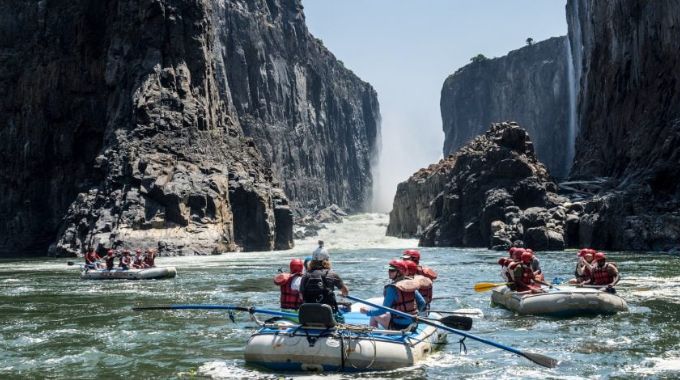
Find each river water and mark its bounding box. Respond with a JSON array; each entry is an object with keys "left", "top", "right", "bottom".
[{"left": 1, "top": 213, "right": 679, "bottom": 379}]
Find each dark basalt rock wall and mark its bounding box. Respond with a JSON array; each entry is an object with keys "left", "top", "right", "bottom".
[
  {"left": 388, "top": 123, "right": 574, "bottom": 251},
  {"left": 213, "top": 0, "right": 379, "bottom": 214},
  {"left": 441, "top": 37, "right": 570, "bottom": 178},
  {"left": 567, "top": 0, "right": 680, "bottom": 251},
  {"left": 0, "top": 1, "right": 316, "bottom": 256}
]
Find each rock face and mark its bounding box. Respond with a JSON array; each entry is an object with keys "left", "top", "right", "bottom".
[
  {"left": 567, "top": 0, "right": 680, "bottom": 251},
  {"left": 388, "top": 123, "right": 572, "bottom": 251},
  {"left": 441, "top": 37, "right": 570, "bottom": 178},
  {"left": 215, "top": 0, "right": 379, "bottom": 214},
  {"left": 0, "top": 0, "right": 378, "bottom": 257}
]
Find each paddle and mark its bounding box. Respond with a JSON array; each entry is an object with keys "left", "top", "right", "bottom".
[
  {"left": 430, "top": 314, "right": 473, "bottom": 331},
  {"left": 345, "top": 295, "right": 558, "bottom": 368},
  {"left": 132, "top": 304, "right": 298, "bottom": 319},
  {"left": 474, "top": 282, "right": 512, "bottom": 292}
]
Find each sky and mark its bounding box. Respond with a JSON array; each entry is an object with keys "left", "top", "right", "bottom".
[{"left": 302, "top": 0, "right": 568, "bottom": 212}]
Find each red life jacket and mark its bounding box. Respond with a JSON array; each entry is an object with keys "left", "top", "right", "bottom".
[
  {"left": 277, "top": 273, "right": 302, "bottom": 310},
  {"left": 413, "top": 274, "right": 433, "bottom": 304},
  {"left": 591, "top": 263, "right": 615, "bottom": 285},
  {"left": 514, "top": 264, "right": 535, "bottom": 291},
  {"left": 85, "top": 252, "right": 99, "bottom": 264},
  {"left": 385, "top": 279, "right": 419, "bottom": 315}
]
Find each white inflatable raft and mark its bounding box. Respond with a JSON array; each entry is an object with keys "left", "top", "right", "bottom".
[
  {"left": 491, "top": 285, "right": 628, "bottom": 317},
  {"left": 80, "top": 267, "right": 177, "bottom": 280},
  {"left": 244, "top": 307, "right": 447, "bottom": 372}
]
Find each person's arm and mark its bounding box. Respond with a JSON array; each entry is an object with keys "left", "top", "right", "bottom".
[
  {"left": 364, "top": 286, "right": 395, "bottom": 316},
  {"left": 414, "top": 290, "right": 426, "bottom": 312},
  {"left": 331, "top": 273, "right": 349, "bottom": 296},
  {"left": 532, "top": 258, "right": 542, "bottom": 274},
  {"left": 609, "top": 265, "right": 620, "bottom": 286}
]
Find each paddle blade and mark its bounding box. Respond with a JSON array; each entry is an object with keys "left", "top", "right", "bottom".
[
  {"left": 438, "top": 315, "right": 473, "bottom": 331},
  {"left": 522, "top": 351, "right": 559, "bottom": 368},
  {"left": 474, "top": 282, "right": 507, "bottom": 292}
]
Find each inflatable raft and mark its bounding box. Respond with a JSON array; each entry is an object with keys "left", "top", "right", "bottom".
[
  {"left": 491, "top": 285, "right": 628, "bottom": 317},
  {"left": 244, "top": 303, "right": 447, "bottom": 372},
  {"left": 80, "top": 267, "right": 177, "bottom": 280}
]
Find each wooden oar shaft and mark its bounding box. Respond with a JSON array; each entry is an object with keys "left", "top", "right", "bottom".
[{"left": 345, "top": 295, "right": 557, "bottom": 368}]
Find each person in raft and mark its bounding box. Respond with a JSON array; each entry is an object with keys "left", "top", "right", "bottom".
[
  {"left": 513, "top": 251, "right": 543, "bottom": 293},
  {"left": 273, "top": 258, "right": 304, "bottom": 311},
  {"left": 401, "top": 249, "right": 438, "bottom": 281},
  {"left": 132, "top": 249, "right": 145, "bottom": 269},
  {"left": 360, "top": 260, "right": 426, "bottom": 330},
  {"left": 144, "top": 248, "right": 156, "bottom": 268},
  {"left": 404, "top": 259, "right": 433, "bottom": 312},
  {"left": 299, "top": 249, "right": 349, "bottom": 322},
  {"left": 524, "top": 248, "right": 544, "bottom": 282},
  {"left": 570, "top": 248, "right": 596, "bottom": 284},
  {"left": 119, "top": 250, "right": 131, "bottom": 270},
  {"left": 84, "top": 247, "right": 102, "bottom": 270},
  {"left": 581, "top": 252, "right": 620, "bottom": 291},
  {"left": 104, "top": 249, "right": 117, "bottom": 271}
]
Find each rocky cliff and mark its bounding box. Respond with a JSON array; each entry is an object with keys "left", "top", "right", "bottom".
[
  {"left": 567, "top": 0, "right": 680, "bottom": 250},
  {"left": 441, "top": 37, "right": 571, "bottom": 178},
  {"left": 388, "top": 123, "right": 574, "bottom": 251},
  {"left": 0, "top": 0, "right": 378, "bottom": 257},
  {"left": 214, "top": 0, "right": 379, "bottom": 214}
]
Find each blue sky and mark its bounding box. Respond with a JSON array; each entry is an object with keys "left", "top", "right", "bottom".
[{"left": 302, "top": 0, "right": 568, "bottom": 211}]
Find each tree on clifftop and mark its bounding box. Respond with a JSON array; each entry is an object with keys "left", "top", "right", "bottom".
[
  {"left": 526, "top": 37, "right": 534, "bottom": 46},
  {"left": 470, "top": 54, "right": 488, "bottom": 63}
]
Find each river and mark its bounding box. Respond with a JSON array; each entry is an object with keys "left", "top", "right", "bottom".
[{"left": 1, "top": 213, "right": 679, "bottom": 379}]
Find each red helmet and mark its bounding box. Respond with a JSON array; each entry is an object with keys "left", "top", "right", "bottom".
[
  {"left": 403, "top": 260, "right": 418, "bottom": 276},
  {"left": 388, "top": 259, "right": 408, "bottom": 274},
  {"left": 107, "top": 249, "right": 114, "bottom": 255},
  {"left": 135, "top": 249, "right": 142, "bottom": 254},
  {"left": 289, "top": 258, "right": 304, "bottom": 274},
  {"left": 512, "top": 248, "right": 524, "bottom": 260},
  {"left": 498, "top": 258, "right": 507, "bottom": 266},
  {"left": 402, "top": 249, "right": 421, "bottom": 264},
  {"left": 521, "top": 251, "right": 533, "bottom": 264},
  {"left": 594, "top": 252, "right": 606, "bottom": 262}
]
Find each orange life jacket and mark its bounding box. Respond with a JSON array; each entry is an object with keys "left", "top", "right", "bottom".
[{"left": 385, "top": 278, "right": 419, "bottom": 315}]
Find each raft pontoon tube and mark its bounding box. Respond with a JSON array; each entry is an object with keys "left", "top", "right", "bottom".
[
  {"left": 81, "top": 267, "right": 177, "bottom": 280},
  {"left": 244, "top": 303, "right": 447, "bottom": 372},
  {"left": 491, "top": 285, "right": 628, "bottom": 317}
]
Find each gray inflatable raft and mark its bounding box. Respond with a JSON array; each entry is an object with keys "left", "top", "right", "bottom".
[
  {"left": 491, "top": 285, "right": 628, "bottom": 317},
  {"left": 80, "top": 267, "right": 177, "bottom": 280}
]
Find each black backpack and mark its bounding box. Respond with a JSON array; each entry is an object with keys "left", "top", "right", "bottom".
[{"left": 301, "top": 270, "right": 338, "bottom": 312}]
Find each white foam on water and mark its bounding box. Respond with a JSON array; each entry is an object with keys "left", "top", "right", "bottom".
[
  {"left": 293, "top": 213, "right": 418, "bottom": 252},
  {"left": 621, "top": 351, "right": 680, "bottom": 377}
]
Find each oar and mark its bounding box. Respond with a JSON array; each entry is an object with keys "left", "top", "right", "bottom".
[
  {"left": 534, "top": 279, "right": 560, "bottom": 290},
  {"left": 474, "top": 282, "right": 512, "bottom": 292},
  {"left": 345, "top": 295, "right": 558, "bottom": 368},
  {"left": 132, "top": 304, "right": 298, "bottom": 319}
]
